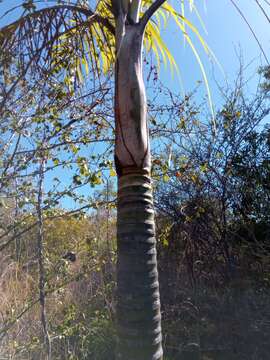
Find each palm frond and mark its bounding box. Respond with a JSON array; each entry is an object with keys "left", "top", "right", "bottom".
[
  {"left": 230, "top": 0, "right": 269, "bottom": 64},
  {"left": 143, "top": 1, "right": 215, "bottom": 121},
  {"left": 0, "top": 4, "right": 114, "bottom": 86},
  {"left": 145, "top": 20, "right": 178, "bottom": 73}
]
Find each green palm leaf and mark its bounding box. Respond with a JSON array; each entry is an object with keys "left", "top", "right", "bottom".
[{"left": 0, "top": 1, "right": 208, "bottom": 82}]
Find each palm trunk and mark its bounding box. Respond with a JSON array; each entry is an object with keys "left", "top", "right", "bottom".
[{"left": 114, "top": 22, "right": 163, "bottom": 360}]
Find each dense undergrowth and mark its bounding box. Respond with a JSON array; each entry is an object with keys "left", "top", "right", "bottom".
[{"left": 0, "top": 209, "right": 269, "bottom": 359}]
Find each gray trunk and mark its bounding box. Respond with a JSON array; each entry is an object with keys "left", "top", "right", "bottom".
[
  {"left": 115, "top": 24, "right": 163, "bottom": 360},
  {"left": 115, "top": 25, "right": 150, "bottom": 174}
]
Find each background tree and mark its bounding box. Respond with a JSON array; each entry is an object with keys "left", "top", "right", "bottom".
[{"left": 154, "top": 65, "right": 270, "bottom": 286}]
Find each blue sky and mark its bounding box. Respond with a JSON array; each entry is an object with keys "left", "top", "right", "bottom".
[{"left": 159, "top": 0, "right": 270, "bottom": 106}]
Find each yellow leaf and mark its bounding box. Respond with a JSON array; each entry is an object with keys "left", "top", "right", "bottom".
[{"left": 109, "top": 168, "right": 117, "bottom": 177}]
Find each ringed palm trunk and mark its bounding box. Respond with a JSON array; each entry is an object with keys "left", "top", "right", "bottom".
[{"left": 114, "top": 21, "right": 163, "bottom": 360}]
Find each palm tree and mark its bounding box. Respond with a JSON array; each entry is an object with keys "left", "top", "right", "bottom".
[
  {"left": 1, "top": 1, "right": 268, "bottom": 359},
  {"left": 1, "top": 2, "right": 177, "bottom": 357}
]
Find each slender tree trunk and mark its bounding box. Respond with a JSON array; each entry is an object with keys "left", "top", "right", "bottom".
[
  {"left": 37, "top": 158, "right": 51, "bottom": 360},
  {"left": 14, "top": 178, "right": 21, "bottom": 262},
  {"left": 115, "top": 22, "right": 163, "bottom": 360}
]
